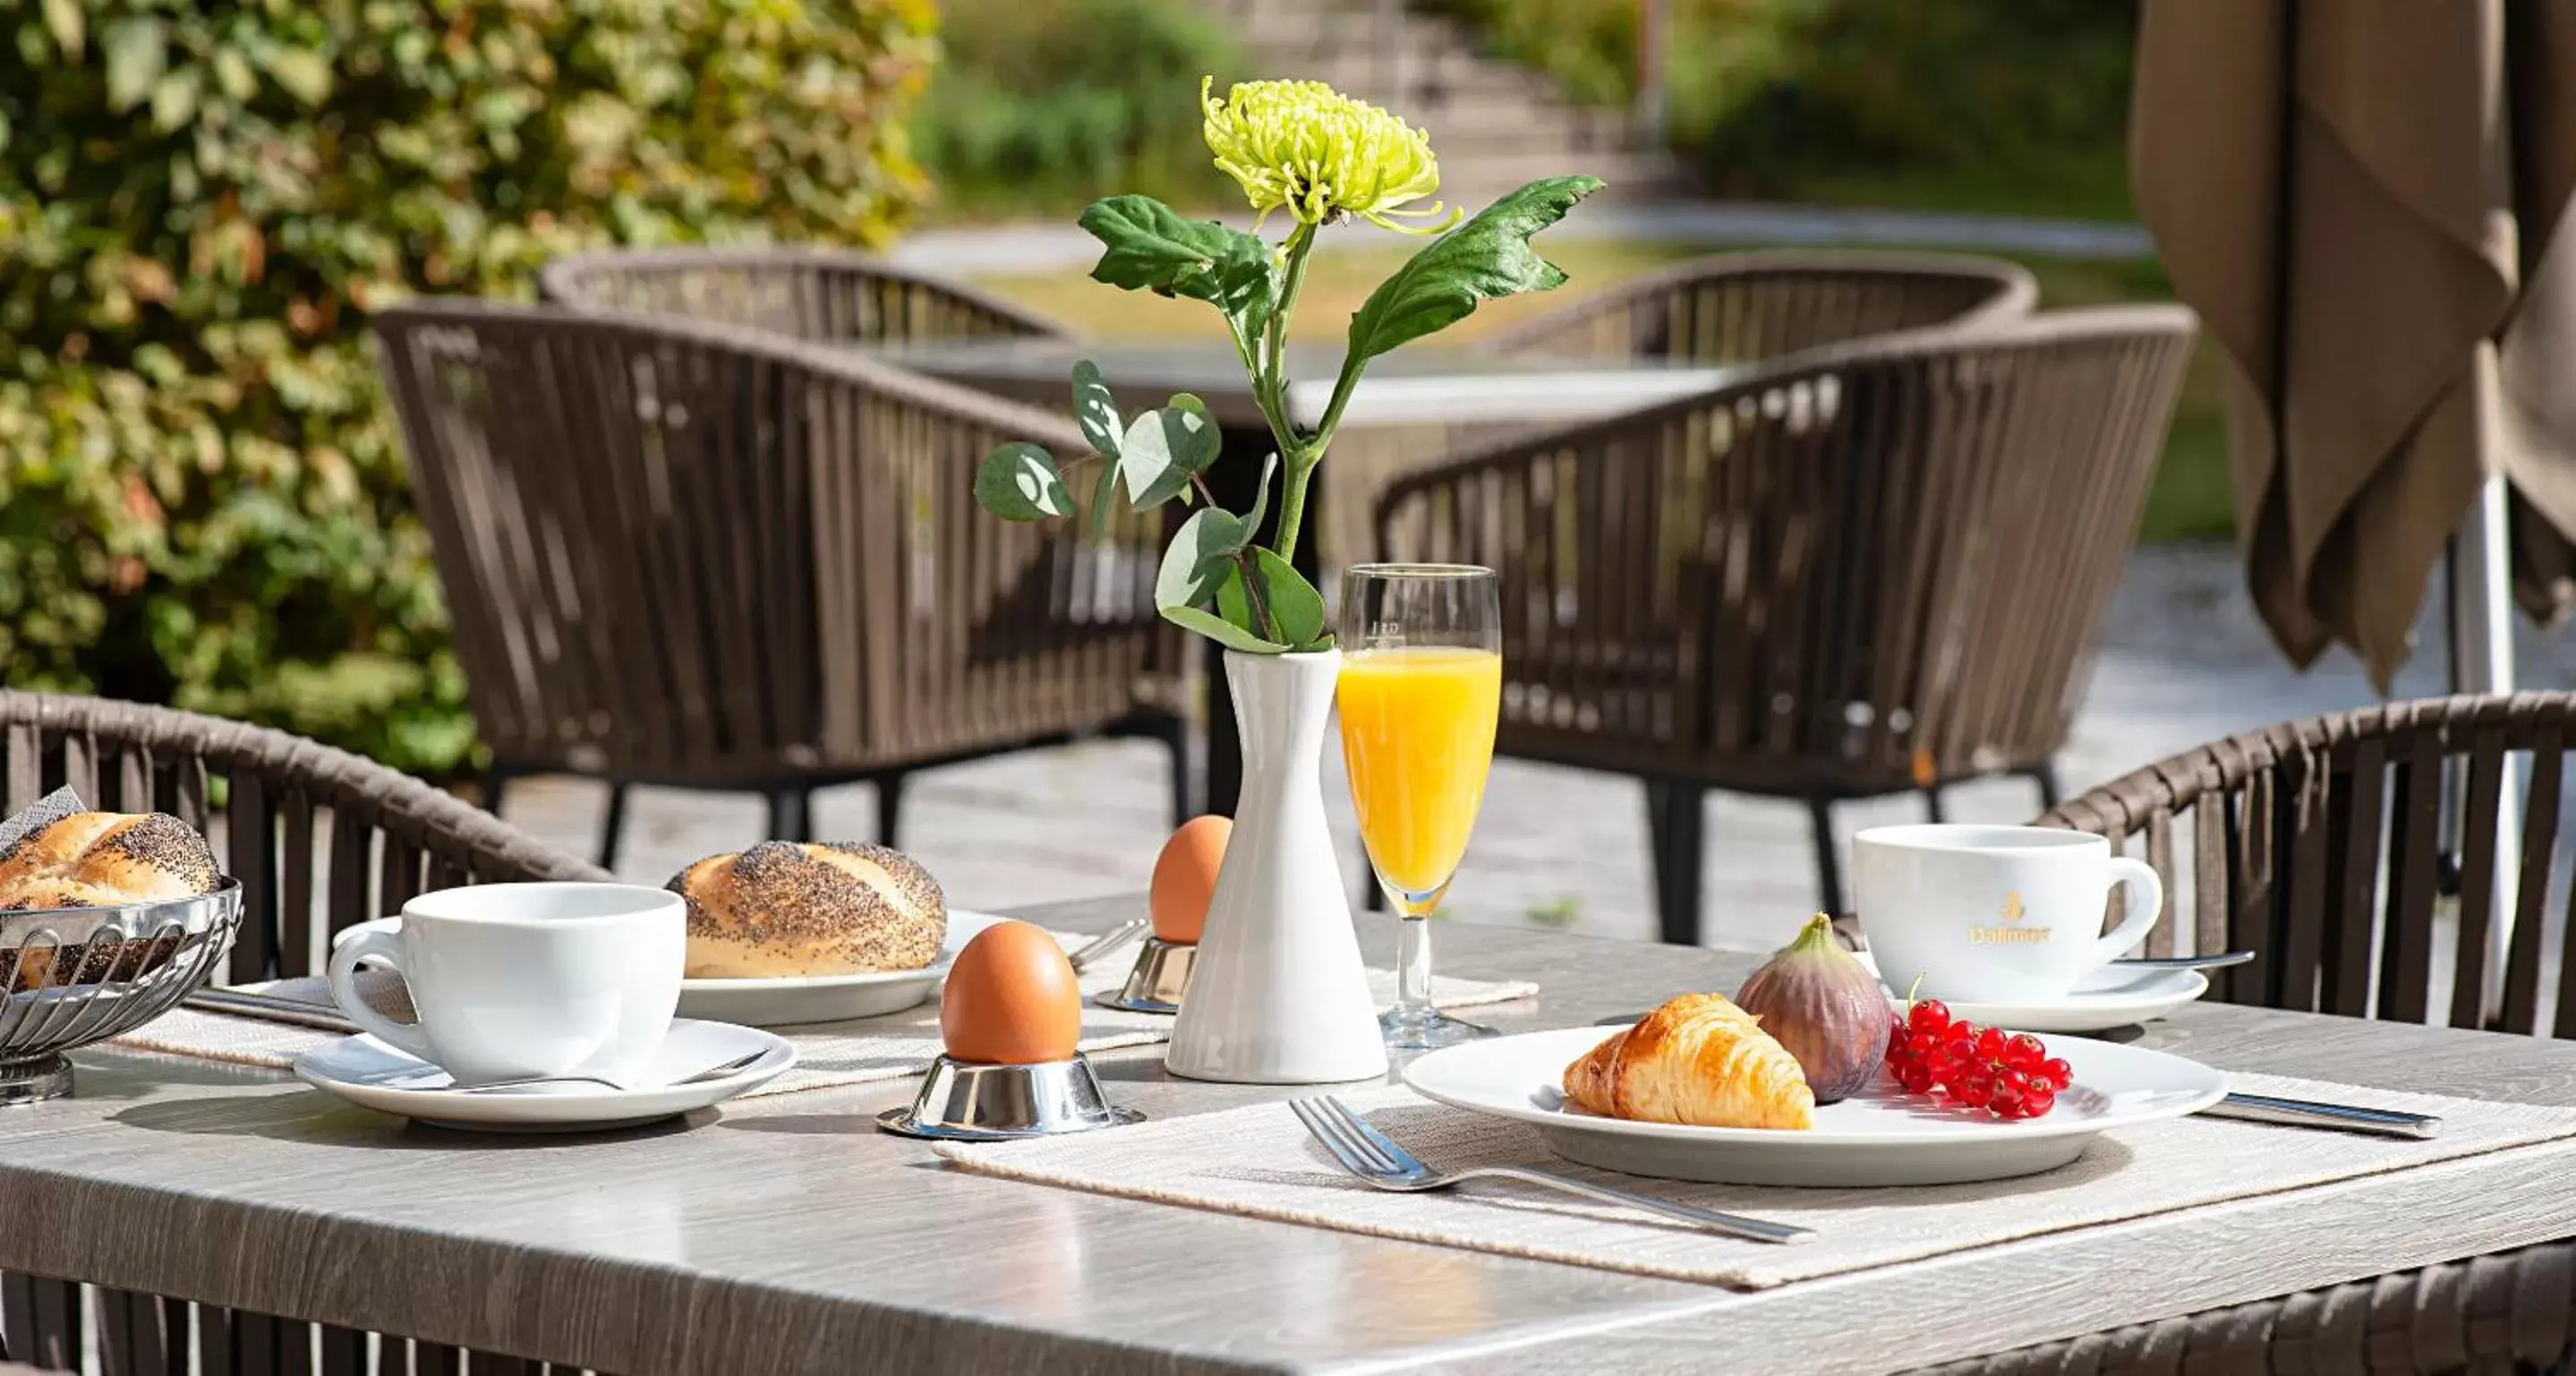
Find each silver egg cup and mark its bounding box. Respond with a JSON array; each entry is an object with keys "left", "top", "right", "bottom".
[
  {"left": 1090, "top": 936, "right": 1196, "bottom": 1015},
  {"left": 876, "top": 1052, "right": 1142, "bottom": 1141}
]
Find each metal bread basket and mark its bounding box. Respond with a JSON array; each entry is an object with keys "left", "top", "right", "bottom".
[{"left": 0, "top": 878, "right": 244, "bottom": 1105}]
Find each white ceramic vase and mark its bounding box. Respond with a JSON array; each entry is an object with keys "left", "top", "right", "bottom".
[{"left": 1164, "top": 648, "right": 1388, "bottom": 1084}]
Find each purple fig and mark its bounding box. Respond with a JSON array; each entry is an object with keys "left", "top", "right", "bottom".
[{"left": 1734, "top": 912, "right": 1891, "bottom": 1105}]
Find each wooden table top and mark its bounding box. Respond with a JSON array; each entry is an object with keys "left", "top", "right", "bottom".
[
  {"left": 870, "top": 338, "right": 1737, "bottom": 429},
  {"left": 8, "top": 898, "right": 2576, "bottom": 1375}
]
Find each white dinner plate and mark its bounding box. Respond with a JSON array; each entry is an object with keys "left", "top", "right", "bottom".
[
  {"left": 676, "top": 910, "right": 1008, "bottom": 1028},
  {"left": 294, "top": 1018, "right": 795, "bottom": 1132},
  {"left": 1854, "top": 950, "right": 2208, "bottom": 1033},
  {"left": 1402, "top": 1024, "right": 2227, "bottom": 1186}
]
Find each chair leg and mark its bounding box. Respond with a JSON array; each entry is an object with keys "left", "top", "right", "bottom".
[
  {"left": 478, "top": 768, "right": 513, "bottom": 818},
  {"left": 1922, "top": 785, "right": 1948, "bottom": 824},
  {"left": 1644, "top": 781, "right": 1706, "bottom": 945},
  {"left": 1361, "top": 842, "right": 1386, "bottom": 912},
  {"left": 2030, "top": 762, "right": 2063, "bottom": 812},
  {"left": 1159, "top": 714, "right": 1196, "bottom": 827},
  {"left": 1809, "top": 797, "right": 1846, "bottom": 919},
  {"left": 766, "top": 790, "right": 812, "bottom": 843},
  {"left": 595, "top": 783, "right": 629, "bottom": 871},
  {"left": 876, "top": 773, "right": 908, "bottom": 849}
]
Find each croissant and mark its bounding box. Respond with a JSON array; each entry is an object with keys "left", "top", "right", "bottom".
[{"left": 1564, "top": 993, "right": 1815, "bottom": 1130}]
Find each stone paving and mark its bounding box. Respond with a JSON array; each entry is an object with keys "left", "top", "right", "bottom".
[{"left": 497, "top": 542, "right": 2576, "bottom": 958}]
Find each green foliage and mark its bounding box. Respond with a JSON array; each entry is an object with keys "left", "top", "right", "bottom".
[
  {"left": 0, "top": 0, "right": 934, "bottom": 774},
  {"left": 975, "top": 179, "right": 1598, "bottom": 654},
  {"left": 1424, "top": 0, "right": 2138, "bottom": 221},
  {"left": 915, "top": 0, "right": 1241, "bottom": 218}
]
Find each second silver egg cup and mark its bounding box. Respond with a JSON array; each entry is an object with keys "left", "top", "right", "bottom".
[
  {"left": 1090, "top": 936, "right": 1196, "bottom": 1015},
  {"left": 875, "top": 1052, "right": 1142, "bottom": 1141}
]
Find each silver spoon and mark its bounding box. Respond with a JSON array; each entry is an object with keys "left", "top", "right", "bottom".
[
  {"left": 2114, "top": 950, "right": 2256, "bottom": 970},
  {"left": 385, "top": 1047, "right": 771, "bottom": 1095},
  {"left": 1066, "top": 917, "right": 1149, "bottom": 972}
]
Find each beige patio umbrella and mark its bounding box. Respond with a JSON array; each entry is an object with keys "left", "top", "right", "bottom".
[{"left": 2130, "top": 0, "right": 2576, "bottom": 690}]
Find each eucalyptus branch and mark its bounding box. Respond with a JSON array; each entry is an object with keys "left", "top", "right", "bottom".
[{"left": 1233, "top": 548, "right": 1279, "bottom": 642}]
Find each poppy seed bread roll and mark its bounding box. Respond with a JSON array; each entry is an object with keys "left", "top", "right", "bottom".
[
  {"left": 0, "top": 812, "right": 221, "bottom": 909},
  {"left": 669, "top": 841, "right": 946, "bottom": 978}
]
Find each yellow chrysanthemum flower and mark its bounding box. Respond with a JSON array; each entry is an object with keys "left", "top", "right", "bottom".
[{"left": 1200, "top": 76, "right": 1460, "bottom": 234}]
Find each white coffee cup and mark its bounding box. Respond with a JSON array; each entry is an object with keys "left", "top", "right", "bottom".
[
  {"left": 1854, "top": 825, "right": 2162, "bottom": 1004},
  {"left": 325, "top": 882, "right": 685, "bottom": 1084}
]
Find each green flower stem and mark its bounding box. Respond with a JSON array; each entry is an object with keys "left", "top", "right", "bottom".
[{"left": 1254, "top": 223, "right": 1322, "bottom": 563}]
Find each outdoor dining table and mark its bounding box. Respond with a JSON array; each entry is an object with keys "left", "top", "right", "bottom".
[
  {"left": 869, "top": 338, "right": 1738, "bottom": 818},
  {"left": 4, "top": 896, "right": 2575, "bottom": 1374}
]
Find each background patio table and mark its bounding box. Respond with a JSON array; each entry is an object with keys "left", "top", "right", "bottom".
[
  {"left": 5, "top": 898, "right": 2576, "bottom": 1374},
  {"left": 870, "top": 338, "right": 1736, "bottom": 817}
]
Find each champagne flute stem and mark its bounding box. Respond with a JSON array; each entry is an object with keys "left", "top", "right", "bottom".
[{"left": 1395, "top": 911, "right": 1436, "bottom": 1019}]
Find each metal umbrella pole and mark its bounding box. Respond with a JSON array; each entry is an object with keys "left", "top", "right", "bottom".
[{"left": 2443, "top": 473, "right": 2521, "bottom": 1019}]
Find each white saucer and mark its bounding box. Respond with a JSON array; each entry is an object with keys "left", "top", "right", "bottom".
[
  {"left": 1854, "top": 951, "right": 2208, "bottom": 1033},
  {"left": 677, "top": 910, "right": 1007, "bottom": 1028},
  {"left": 1403, "top": 1025, "right": 2227, "bottom": 1186},
  {"left": 293, "top": 1019, "right": 795, "bottom": 1132}
]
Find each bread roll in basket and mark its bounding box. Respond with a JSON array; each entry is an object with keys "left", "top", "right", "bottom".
[{"left": 0, "top": 811, "right": 225, "bottom": 989}]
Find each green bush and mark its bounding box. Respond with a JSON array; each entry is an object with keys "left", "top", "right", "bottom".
[
  {"left": 1423, "top": 0, "right": 2137, "bottom": 220},
  {"left": 0, "top": 0, "right": 934, "bottom": 775},
  {"left": 913, "top": 0, "right": 1241, "bottom": 218}
]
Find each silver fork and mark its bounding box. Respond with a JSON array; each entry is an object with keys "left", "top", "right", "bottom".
[
  {"left": 1066, "top": 918, "right": 1150, "bottom": 972},
  {"left": 1289, "top": 1096, "right": 1812, "bottom": 1245}
]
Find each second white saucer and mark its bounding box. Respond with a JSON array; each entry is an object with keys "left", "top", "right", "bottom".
[
  {"left": 294, "top": 1018, "right": 795, "bottom": 1132},
  {"left": 1855, "top": 951, "right": 2208, "bottom": 1033}
]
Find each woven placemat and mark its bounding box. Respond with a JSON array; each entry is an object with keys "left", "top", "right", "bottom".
[
  {"left": 112, "top": 931, "right": 1538, "bottom": 1099},
  {"left": 936, "top": 1074, "right": 2576, "bottom": 1289}
]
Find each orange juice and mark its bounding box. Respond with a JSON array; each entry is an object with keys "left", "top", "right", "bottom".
[{"left": 1336, "top": 647, "right": 1502, "bottom": 912}]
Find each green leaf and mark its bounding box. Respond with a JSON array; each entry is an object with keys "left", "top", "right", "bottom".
[
  {"left": 212, "top": 48, "right": 255, "bottom": 100},
  {"left": 1162, "top": 603, "right": 1290, "bottom": 654},
  {"left": 1119, "top": 394, "right": 1220, "bottom": 509},
  {"left": 1207, "top": 236, "right": 1280, "bottom": 344},
  {"left": 264, "top": 47, "right": 334, "bottom": 107},
  {"left": 975, "top": 443, "right": 1073, "bottom": 521},
  {"left": 150, "top": 67, "right": 202, "bottom": 132},
  {"left": 1078, "top": 195, "right": 1267, "bottom": 307},
  {"left": 1154, "top": 506, "right": 1250, "bottom": 611},
  {"left": 40, "top": 0, "right": 81, "bottom": 58},
  {"left": 1240, "top": 451, "right": 1279, "bottom": 540},
  {"left": 1216, "top": 549, "right": 1326, "bottom": 648},
  {"left": 1069, "top": 359, "right": 1122, "bottom": 457},
  {"left": 102, "top": 17, "right": 167, "bottom": 113},
  {"left": 1343, "top": 176, "right": 1604, "bottom": 367}
]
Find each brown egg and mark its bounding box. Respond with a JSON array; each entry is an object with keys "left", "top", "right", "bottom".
[
  {"left": 1149, "top": 815, "right": 1232, "bottom": 944},
  {"left": 940, "top": 920, "right": 1082, "bottom": 1064}
]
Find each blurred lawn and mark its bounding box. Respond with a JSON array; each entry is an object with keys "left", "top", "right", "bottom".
[{"left": 968, "top": 241, "right": 2233, "bottom": 544}]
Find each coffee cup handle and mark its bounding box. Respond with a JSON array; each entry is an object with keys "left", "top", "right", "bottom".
[
  {"left": 327, "top": 919, "right": 434, "bottom": 1060},
  {"left": 2088, "top": 858, "right": 2165, "bottom": 970}
]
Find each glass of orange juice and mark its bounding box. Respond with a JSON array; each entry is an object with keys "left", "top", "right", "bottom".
[{"left": 1337, "top": 563, "right": 1502, "bottom": 1049}]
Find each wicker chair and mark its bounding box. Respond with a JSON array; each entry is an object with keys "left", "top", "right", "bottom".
[
  {"left": 0, "top": 690, "right": 605, "bottom": 1374},
  {"left": 1375, "top": 306, "right": 2198, "bottom": 944},
  {"left": 1481, "top": 249, "right": 2038, "bottom": 363},
  {"left": 1923, "top": 692, "right": 2576, "bottom": 1375},
  {"left": 537, "top": 244, "right": 1070, "bottom": 346},
  {"left": 1319, "top": 251, "right": 2043, "bottom": 571},
  {"left": 374, "top": 299, "right": 1189, "bottom": 867}
]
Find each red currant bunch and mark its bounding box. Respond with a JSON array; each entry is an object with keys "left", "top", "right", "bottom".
[{"left": 1881, "top": 999, "right": 2073, "bottom": 1119}]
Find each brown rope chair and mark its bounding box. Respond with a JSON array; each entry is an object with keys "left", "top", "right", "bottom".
[
  {"left": 1318, "top": 251, "right": 2040, "bottom": 575},
  {"left": 1376, "top": 305, "right": 2197, "bottom": 944},
  {"left": 2044, "top": 692, "right": 2576, "bottom": 1032},
  {"left": 1927, "top": 692, "right": 2576, "bottom": 1374},
  {"left": 1481, "top": 249, "right": 2039, "bottom": 364},
  {"left": 374, "top": 299, "right": 1188, "bottom": 867},
  {"left": 0, "top": 689, "right": 604, "bottom": 1373},
  {"left": 537, "top": 244, "right": 1070, "bottom": 346}
]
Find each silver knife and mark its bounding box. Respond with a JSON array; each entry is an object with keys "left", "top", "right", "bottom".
[
  {"left": 181, "top": 987, "right": 361, "bottom": 1034},
  {"left": 2200, "top": 1091, "right": 2441, "bottom": 1139}
]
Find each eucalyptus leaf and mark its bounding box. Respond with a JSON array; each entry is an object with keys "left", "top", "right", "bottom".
[
  {"left": 1240, "top": 451, "right": 1279, "bottom": 540},
  {"left": 1087, "top": 457, "right": 1120, "bottom": 543},
  {"left": 974, "top": 442, "right": 1072, "bottom": 521},
  {"left": 1069, "top": 359, "right": 1121, "bottom": 457},
  {"left": 1119, "top": 395, "right": 1220, "bottom": 509},
  {"left": 1215, "top": 549, "right": 1326, "bottom": 648},
  {"left": 1161, "top": 603, "right": 1291, "bottom": 654},
  {"left": 102, "top": 17, "right": 167, "bottom": 113},
  {"left": 1154, "top": 505, "right": 1250, "bottom": 611},
  {"left": 1078, "top": 194, "right": 1268, "bottom": 307},
  {"left": 1343, "top": 176, "right": 1604, "bottom": 367}
]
